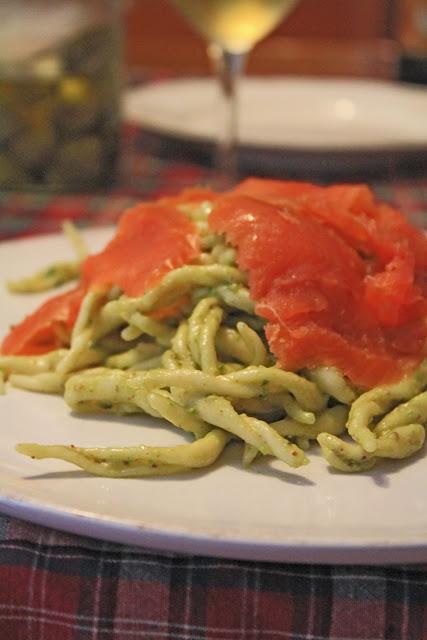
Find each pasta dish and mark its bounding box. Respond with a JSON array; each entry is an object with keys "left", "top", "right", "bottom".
[{"left": 1, "top": 179, "right": 426, "bottom": 478}]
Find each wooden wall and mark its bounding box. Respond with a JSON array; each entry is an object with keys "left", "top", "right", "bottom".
[{"left": 125, "top": 0, "right": 399, "bottom": 77}]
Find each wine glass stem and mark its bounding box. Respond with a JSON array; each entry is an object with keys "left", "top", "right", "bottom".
[{"left": 208, "top": 44, "right": 247, "bottom": 186}]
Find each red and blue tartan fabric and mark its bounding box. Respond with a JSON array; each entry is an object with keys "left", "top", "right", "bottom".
[
  {"left": 1, "top": 518, "right": 427, "bottom": 640},
  {"left": 0, "top": 124, "right": 427, "bottom": 640}
]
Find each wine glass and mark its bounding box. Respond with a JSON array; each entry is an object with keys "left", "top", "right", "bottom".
[{"left": 169, "top": 0, "right": 300, "bottom": 185}]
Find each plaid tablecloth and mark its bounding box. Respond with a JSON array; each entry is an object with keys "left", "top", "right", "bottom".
[{"left": 1, "top": 123, "right": 427, "bottom": 640}]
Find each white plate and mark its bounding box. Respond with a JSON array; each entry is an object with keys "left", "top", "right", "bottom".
[
  {"left": 1, "top": 230, "right": 427, "bottom": 564},
  {"left": 125, "top": 77, "right": 427, "bottom": 151}
]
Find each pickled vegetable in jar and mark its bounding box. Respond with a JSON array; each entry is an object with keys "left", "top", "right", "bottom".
[{"left": 0, "top": 1, "right": 121, "bottom": 191}]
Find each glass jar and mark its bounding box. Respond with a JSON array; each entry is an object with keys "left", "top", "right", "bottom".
[
  {"left": 397, "top": 0, "right": 427, "bottom": 84},
  {"left": 0, "top": 0, "right": 122, "bottom": 191}
]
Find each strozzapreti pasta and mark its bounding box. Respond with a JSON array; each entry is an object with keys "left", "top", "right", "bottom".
[{"left": 2, "top": 185, "right": 427, "bottom": 477}]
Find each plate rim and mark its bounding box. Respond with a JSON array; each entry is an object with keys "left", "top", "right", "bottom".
[{"left": 2, "top": 491, "right": 427, "bottom": 564}]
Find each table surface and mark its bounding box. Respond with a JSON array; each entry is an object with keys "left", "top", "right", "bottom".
[{"left": 1, "top": 123, "right": 427, "bottom": 640}]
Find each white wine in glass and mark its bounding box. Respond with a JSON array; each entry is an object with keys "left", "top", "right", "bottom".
[{"left": 170, "top": 0, "right": 300, "bottom": 182}]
